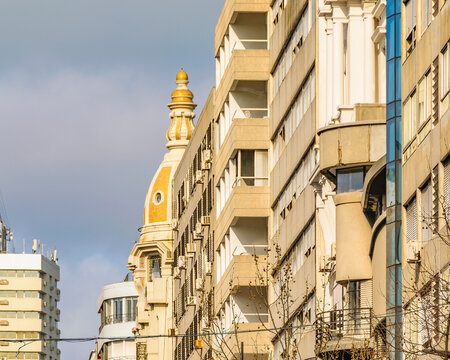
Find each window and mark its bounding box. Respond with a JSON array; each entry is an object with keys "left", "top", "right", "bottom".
[
  {"left": 421, "top": 181, "right": 432, "bottom": 242},
  {"left": 272, "top": 0, "right": 314, "bottom": 97},
  {"left": 273, "top": 147, "right": 317, "bottom": 233},
  {"left": 406, "top": 197, "right": 418, "bottom": 242},
  {"left": 441, "top": 44, "right": 450, "bottom": 99},
  {"left": 421, "top": 0, "right": 431, "bottom": 33},
  {"left": 336, "top": 168, "right": 365, "bottom": 194},
  {"left": 404, "top": 90, "right": 417, "bottom": 144},
  {"left": 444, "top": 158, "right": 450, "bottom": 218},
  {"left": 113, "top": 298, "right": 123, "bottom": 323},
  {"left": 418, "top": 71, "right": 432, "bottom": 126},
  {"left": 405, "top": 0, "right": 417, "bottom": 55},
  {"left": 272, "top": 69, "right": 315, "bottom": 167},
  {"left": 149, "top": 256, "right": 161, "bottom": 281},
  {"left": 347, "top": 281, "right": 361, "bottom": 310}
]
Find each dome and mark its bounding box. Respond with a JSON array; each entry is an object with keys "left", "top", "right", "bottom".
[{"left": 176, "top": 70, "right": 188, "bottom": 81}]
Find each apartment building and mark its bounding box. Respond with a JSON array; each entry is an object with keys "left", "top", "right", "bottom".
[
  {"left": 92, "top": 277, "right": 138, "bottom": 360},
  {"left": 0, "top": 252, "right": 60, "bottom": 360},
  {"left": 269, "top": 0, "right": 318, "bottom": 358},
  {"left": 127, "top": 70, "right": 196, "bottom": 360},
  {"left": 401, "top": 0, "right": 450, "bottom": 356},
  {"left": 312, "top": 0, "right": 389, "bottom": 356},
  {"left": 172, "top": 89, "right": 215, "bottom": 360}
]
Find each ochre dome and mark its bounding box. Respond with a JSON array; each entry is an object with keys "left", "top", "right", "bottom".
[{"left": 176, "top": 70, "right": 188, "bottom": 81}]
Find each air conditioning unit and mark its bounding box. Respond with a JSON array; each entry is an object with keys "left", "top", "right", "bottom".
[
  {"left": 193, "top": 230, "right": 203, "bottom": 241},
  {"left": 195, "top": 222, "right": 203, "bottom": 234},
  {"left": 171, "top": 219, "right": 179, "bottom": 231},
  {"left": 406, "top": 244, "right": 421, "bottom": 264},
  {"left": 178, "top": 256, "right": 187, "bottom": 269},
  {"left": 203, "top": 149, "right": 212, "bottom": 163},
  {"left": 201, "top": 216, "right": 210, "bottom": 226},
  {"left": 195, "top": 170, "right": 203, "bottom": 184},
  {"left": 196, "top": 278, "right": 204, "bottom": 291},
  {"left": 201, "top": 160, "right": 211, "bottom": 171},
  {"left": 174, "top": 267, "right": 181, "bottom": 279},
  {"left": 319, "top": 256, "right": 332, "bottom": 273},
  {"left": 187, "top": 243, "right": 196, "bottom": 254},
  {"left": 187, "top": 296, "right": 197, "bottom": 306},
  {"left": 205, "top": 261, "right": 212, "bottom": 276}
]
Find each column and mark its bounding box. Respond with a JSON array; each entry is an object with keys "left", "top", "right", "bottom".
[
  {"left": 364, "top": 9, "right": 376, "bottom": 103},
  {"left": 348, "top": 4, "right": 365, "bottom": 104},
  {"left": 333, "top": 19, "right": 344, "bottom": 118}
]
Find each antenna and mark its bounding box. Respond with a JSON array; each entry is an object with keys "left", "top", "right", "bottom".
[
  {"left": 53, "top": 247, "right": 58, "bottom": 263},
  {"left": 32, "top": 239, "right": 38, "bottom": 254},
  {"left": 22, "top": 239, "right": 25, "bottom": 254}
]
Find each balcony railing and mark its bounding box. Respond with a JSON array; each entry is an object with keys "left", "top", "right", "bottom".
[
  {"left": 233, "top": 176, "right": 268, "bottom": 187},
  {"left": 100, "top": 313, "right": 136, "bottom": 331},
  {"left": 233, "top": 39, "right": 268, "bottom": 50},
  {"left": 316, "top": 308, "right": 373, "bottom": 344},
  {"left": 232, "top": 108, "right": 268, "bottom": 119}
]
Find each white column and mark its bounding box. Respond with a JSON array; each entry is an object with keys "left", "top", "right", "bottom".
[
  {"left": 364, "top": 10, "right": 376, "bottom": 103},
  {"left": 332, "top": 19, "right": 344, "bottom": 118},
  {"left": 348, "top": 5, "right": 365, "bottom": 104},
  {"left": 326, "top": 19, "right": 334, "bottom": 125}
]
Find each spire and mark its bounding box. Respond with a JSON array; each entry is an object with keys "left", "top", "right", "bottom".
[{"left": 166, "top": 70, "right": 196, "bottom": 150}]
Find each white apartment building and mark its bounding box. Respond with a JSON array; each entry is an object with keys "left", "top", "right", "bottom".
[
  {"left": 94, "top": 278, "right": 138, "bottom": 360},
  {"left": 0, "top": 253, "right": 60, "bottom": 360}
]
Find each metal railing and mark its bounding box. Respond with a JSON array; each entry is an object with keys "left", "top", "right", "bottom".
[
  {"left": 233, "top": 176, "right": 269, "bottom": 187},
  {"left": 316, "top": 308, "right": 373, "bottom": 343},
  {"left": 101, "top": 313, "right": 136, "bottom": 327}
]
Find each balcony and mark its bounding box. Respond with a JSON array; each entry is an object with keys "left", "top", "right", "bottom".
[
  {"left": 318, "top": 104, "right": 386, "bottom": 178},
  {"left": 316, "top": 308, "right": 373, "bottom": 353},
  {"left": 215, "top": 254, "right": 267, "bottom": 311},
  {"left": 216, "top": 8, "right": 269, "bottom": 81}
]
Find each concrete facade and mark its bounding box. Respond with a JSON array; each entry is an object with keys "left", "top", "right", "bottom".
[{"left": 0, "top": 253, "right": 60, "bottom": 360}]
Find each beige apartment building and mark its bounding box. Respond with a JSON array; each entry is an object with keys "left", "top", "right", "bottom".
[
  {"left": 128, "top": 70, "right": 196, "bottom": 360},
  {"left": 0, "top": 252, "right": 60, "bottom": 360},
  {"left": 401, "top": 0, "right": 450, "bottom": 355},
  {"left": 126, "top": 0, "right": 449, "bottom": 358}
]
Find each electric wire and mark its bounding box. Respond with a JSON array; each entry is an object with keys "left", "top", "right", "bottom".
[{"left": 1, "top": 306, "right": 447, "bottom": 345}]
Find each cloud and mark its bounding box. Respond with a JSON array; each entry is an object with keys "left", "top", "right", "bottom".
[{"left": 58, "top": 254, "right": 125, "bottom": 358}]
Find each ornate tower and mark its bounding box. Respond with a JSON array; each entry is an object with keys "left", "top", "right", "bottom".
[{"left": 128, "top": 70, "right": 196, "bottom": 360}]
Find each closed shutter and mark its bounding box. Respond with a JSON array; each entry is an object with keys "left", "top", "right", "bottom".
[
  {"left": 444, "top": 159, "right": 450, "bottom": 218},
  {"left": 360, "top": 279, "right": 373, "bottom": 308},
  {"left": 406, "top": 197, "right": 418, "bottom": 242},
  {"left": 421, "top": 181, "right": 432, "bottom": 242}
]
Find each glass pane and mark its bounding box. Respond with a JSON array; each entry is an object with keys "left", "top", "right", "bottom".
[
  {"left": 387, "top": 59, "right": 395, "bottom": 103},
  {"left": 387, "top": 17, "right": 395, "bottom": 60},
  {"left": 336, "top": 169, "right": 364, "bottom": 193},
  {"left": 240, "top": 150, "right": 255, "bottom": 177},
  {"left": 387, "top": 119, "right": 395, "bottom": 162}
]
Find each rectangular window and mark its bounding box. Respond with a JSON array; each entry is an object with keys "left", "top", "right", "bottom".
[
  {"left": 441, "top": 44, "right": 450, "bottom": 99},
  {"left": 421, "top": 181, "right": 432, "bottom": 242},
  {"left": 418, "top": 71, "right": 432, "bottom": 126},
  {"left": 444, "top": 158, "right": 450, "bottom": 218},
  {"left": 148, "top": 256, "right": 161, "bottom": 281},
  {"left": 406, "top": 197, "right": 418, "bottom": 242},
  {"left": 336, "top": 168, "right": 365, "bottom": 193},
  {"left": 405, "top": 0, "right": 417, "bottom": 56},
  {"left": 404, "top": 91, "right": 417, "bottom": 143},
  {"left": 421, "top": 0, "right": 431, "bottom": 33}
]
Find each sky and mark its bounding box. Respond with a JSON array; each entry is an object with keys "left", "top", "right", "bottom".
[{"left": 0, "top": 1, "right": 223, "bottom": 358}]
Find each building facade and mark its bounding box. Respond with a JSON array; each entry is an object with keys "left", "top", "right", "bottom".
[
  {"left": 0, "top": 253, "right": 60, "bottom": 360},
  {"left": 128, "top": 70, "right": 197, "bottom": 360},
  {"left": 126, "top": 0, "right": 449, "bottom": 358},
  {"left": 93, "top": 278, "right": 138, "bottom": 360}
]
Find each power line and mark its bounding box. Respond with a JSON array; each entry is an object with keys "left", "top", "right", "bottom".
[{"left": 2, "top": 306, "right": 445, "bottom": 345}]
